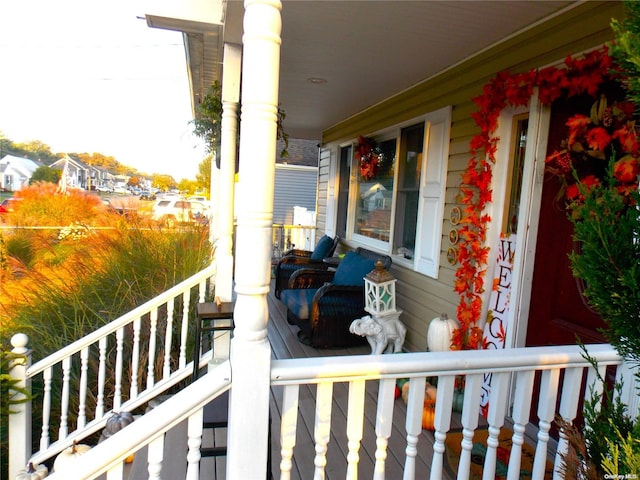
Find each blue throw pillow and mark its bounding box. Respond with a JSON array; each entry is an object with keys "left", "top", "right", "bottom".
[
  {"left": 332, "top": 251, "right": 375, "bottom": 286},
  {"left": 310, "top": 235, "right": 334, "bottom": 261}
]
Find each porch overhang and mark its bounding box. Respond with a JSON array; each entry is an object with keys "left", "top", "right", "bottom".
[
  {"left": 148, "top": 0, "right": 581, "bottom": 141},
  {"left": 144, "top": 0, "right": 227, "bottom": 115}
]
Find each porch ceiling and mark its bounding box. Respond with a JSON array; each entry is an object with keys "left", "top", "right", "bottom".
[{"left": 147, "top": 0, "right": 577, "bottom": 141}]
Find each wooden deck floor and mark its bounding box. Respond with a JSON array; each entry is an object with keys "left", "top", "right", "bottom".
[{"left": 266, "top": 282, "right": 443, "bottom": 480}]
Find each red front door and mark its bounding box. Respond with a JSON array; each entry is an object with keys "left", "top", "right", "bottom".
[{"left": 526, "top": 94, "right": 607, "bottom": 347}]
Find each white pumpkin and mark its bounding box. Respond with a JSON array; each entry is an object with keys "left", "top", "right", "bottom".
[
  {"left": 16, "top": 462, "right": 48, "bottom": 480},
  {"left": 53, "top": 441, "right": 92, "bottom": 473},
  {"left": 426, "top": 313, "right": 459, "bottom": 352}
]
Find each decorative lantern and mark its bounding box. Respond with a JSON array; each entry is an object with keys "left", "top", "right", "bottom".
[{"left": 364, "top": 260, "right": 397, "bottom": 316}]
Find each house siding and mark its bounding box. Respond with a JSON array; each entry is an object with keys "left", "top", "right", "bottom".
[
  {"left": 273, "top": 165, "right": 318, "bottom": 225},
  {"left": 315, "top": 148, "right": 332, "bottom": 239},
  {"left": 319, "top": 1, "right": 622, "bottom": 352}
]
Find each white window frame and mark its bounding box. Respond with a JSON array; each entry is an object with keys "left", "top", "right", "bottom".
[
  {"left": 342, "top": 106, "right": 452, "bottom": 278},
  {"left": 350, "top": 128, "right": 398, "bottom": 250}
]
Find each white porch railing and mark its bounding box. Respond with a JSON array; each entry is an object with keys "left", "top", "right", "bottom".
[
  {"left": 29, "top": 343, "right": 637, "bottom": 480},
  {"left": 271, "top": 224, "right": 316, "bottom": 259},
  {"left": 8, "top": 263, "right": 217, "bottom": 477}
]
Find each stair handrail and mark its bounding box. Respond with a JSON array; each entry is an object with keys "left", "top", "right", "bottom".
[
  {"left": 45, "top": 362, "right": 232, "bottom": 480},
  {"left": 9, "top": 263, "right": 217, "bottom": 477},
  {"left": 28, "top": 263, "right": 216, "bottom": 376}
]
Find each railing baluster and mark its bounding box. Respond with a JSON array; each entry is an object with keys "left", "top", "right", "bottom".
[
  {"left": 130, "top": 318, "right": 141, "bottom": 399},
  {"left": 346, "top": 379, "right": 365, "bottom": 479},
  {"left": 456, "top": 374, "right": 483, "bottom": 480},
  {"left": 114, "top": 327, "right": 124, "bottom": 409},
  {"left": 105, "top": 461, "right": 125, "bottom": 480},
  {"left": 617, "top": 361, "right": 640, "bottom": 418},
  {"left": 507, "top": 370, "right": 535, "bottom": 480},
  {"left": 147, "top": 434, "right": 165, "bottom": 480},
  {"left": 96, "top": 337, "right": 107, "bottom": 418},
  {"left": 430, "top": 375, "right": 454, "bottom": 480},
  {"left": 587, "top": 362, "right": 606, "bottom": 410},
  {"left": 553, "top": 366, "right": 583, "bottom": 480},
  {"left": 198, "top": 279, "right": 206, "bottom": 303},
  {"left": 404, "top": 376, "right": 425, "bottom": 480},
  {"left": 163, "top": 298, "right": 175, "bottom": 379},
  {"left": 59, "top": 356, "right": 71, "bottom": 439},
  {"left": 280, "top": 384, "right": 300, "bottom": 480},
  {"left": 532, "top": 368, "right": 560, "bottom": 479},
  {"left": 40, "top": 366, "right": 52, "bottom": 450},
  {"left": 77, "top": 347, "right": 89, "bottom": 429},
  {"left": 186, "top": 407, "right": 204, "bottom": 480},
  {"left": 313, "top": 381, "right": 333, "bottom": 480},
  {"left": 180, "top": 290, "right": 190, "bottom": 369},
  {"left": 373, "top": 378, "right": 395, "bottom": 480},
  {"left": 482, "top": 371, "right": 510, "bottom": 480},
  {"left": 147, "top": 309, "right": 158, "bottom": 389}
]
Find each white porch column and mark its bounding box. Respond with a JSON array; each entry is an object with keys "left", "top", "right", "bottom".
[
  {"left": 214, "top": 43, "right": 242, "bottom": 302},
  {"left": 226, "top": 0, "right": 281, "bottom": 479}
]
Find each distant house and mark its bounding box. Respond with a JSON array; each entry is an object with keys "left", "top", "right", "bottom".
[
  {"left": 87, "top": 164, "right": 114, "bottom": 190},
  {"left": 273, "top": 138, "right": 318, "bottom": 225},
  {"left": 0, "top": 154, "right": 41, "bottom": 191},
  {"left": 50, "top": 154, "right": 91, "bottom": 190}
]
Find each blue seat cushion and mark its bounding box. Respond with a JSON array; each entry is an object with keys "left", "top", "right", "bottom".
[
  {"left": 280, "top": 288, "right": 318, "bottom": 320},
  {"left": 332, "top": 251, "right": 375, "bottom": 286},
  {"left": 310, "top": 235, "right": 334, "bottom": 261}
]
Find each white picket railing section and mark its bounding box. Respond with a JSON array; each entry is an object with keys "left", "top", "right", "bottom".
[
  {"left": 36, "top": 343, "right": 637, "bottom": 480},
  {"left": 9, "top": 263, "right": 217, "bottom": 473},
  {"left": 271, "top": 224, "right": 316, "bottom": 259}
]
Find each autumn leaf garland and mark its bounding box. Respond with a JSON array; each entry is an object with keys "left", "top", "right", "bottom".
[{"left": 453, "top": 47, "right": 632, "bottom": 350}]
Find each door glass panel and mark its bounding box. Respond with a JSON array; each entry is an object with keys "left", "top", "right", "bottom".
[{"left": 504, "top": 115, "right": 528, "bottom": 234}]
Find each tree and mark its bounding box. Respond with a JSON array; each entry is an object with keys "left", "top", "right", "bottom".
[
  {"left": 13, "top": 140, "right": 58, "bottom": 164},
  {"left": 177, "top": 178, "right": 198, "bottom": 194},
  {"left": 152, "top": 174, "right": 175, "bottom": 192},
  {"left": 29, "top": 166, "right": 61, "bottom": 185},
  {"left": 128, "top": 176, "right": 141, "bottom": 188},
  {"left": 611, "top": 0, "right": 640, "bottom": 111},
  {"left": 196, "top": 154, "right": 212, "bottom": 193}
]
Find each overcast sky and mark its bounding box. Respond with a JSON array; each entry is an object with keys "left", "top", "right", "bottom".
[{"left": 0, "top": 0, "right": 206, "bottom": 180}]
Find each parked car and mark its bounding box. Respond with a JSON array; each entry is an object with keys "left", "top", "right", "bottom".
[
  {"left": 0, "top": 197, "right": 21, "bottom": 221},
  {"left": 96, "top": 185, "right": 113, "bottom": 193},
  {"left": 139, "top": 190, "right": 156, "bottom": 201},
  {"left": 102, "top": 198, "right": 137, "bottom": 219},
  {"left": 151, "top": 199, "right": 209, "bottom": 227}
]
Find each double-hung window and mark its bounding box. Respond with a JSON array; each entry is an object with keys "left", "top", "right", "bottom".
[{"left": 338, "top": 106, "right": 451, "bottom": 278}]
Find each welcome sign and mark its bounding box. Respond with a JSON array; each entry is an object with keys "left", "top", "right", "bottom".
[{"left": 479, "top": 233, "right": 516, "bottom": 417}]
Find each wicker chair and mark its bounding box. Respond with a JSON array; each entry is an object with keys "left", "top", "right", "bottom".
[
  {"left": 274, "top": 234, "right": 340, "bottom": 299},
  {"left": 279, "top": 247, "right": 392, "bottom": 348}
]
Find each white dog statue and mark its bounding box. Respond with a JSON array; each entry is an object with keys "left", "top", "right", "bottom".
[{"left": 349, "top": 314, "right": 406, "bottom": 355}]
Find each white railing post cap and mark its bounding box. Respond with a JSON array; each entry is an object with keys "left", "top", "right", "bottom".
[{"left": 11, "top": 333, "right": 29, "bottom": 352}]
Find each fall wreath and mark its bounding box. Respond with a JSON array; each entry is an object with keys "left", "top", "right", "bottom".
[{"left": 355, "top": 135, "right": 381, "bottom": 180}]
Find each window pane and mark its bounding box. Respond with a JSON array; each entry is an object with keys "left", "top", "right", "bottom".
[
  {"left": 354, "top": 138, "right": 396, "bottom": 242},
  {"left": 393, "top": 123, "right": 424, "bottom": 259},
  {"left": 336, "top": 145, "right": 351, "bottom": 238}
]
